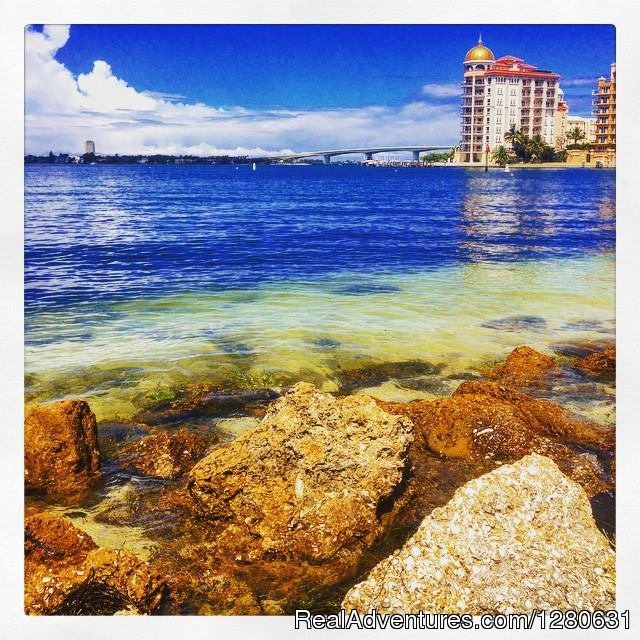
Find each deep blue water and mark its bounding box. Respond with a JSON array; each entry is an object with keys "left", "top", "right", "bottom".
[{"left": 25, "top": 165, "right": 615, "bottom": 312}]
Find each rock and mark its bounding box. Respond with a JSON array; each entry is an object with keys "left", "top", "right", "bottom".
[
  {"left": 25, "top": 512, "right": 97, "bottom": 565},
  {"left": 487, "top": 345, "right": 556, "bottom": 386},
  {"left": 379, "top": 382, "right": 610, "bottom": 497},
  {"left": 135, "top": 384, "right": 279, "bottom": 426},
  {"left": 577, "top": 344, "right": 616, "bottom": 379},
  {"left": 186, "top": 382, "right": 412, "bottom": 585},
  {"left": 118, "top": 429, "right": 211, "bottom": 479},
  {"left": 481, "top": 315, "right": 547, "bottom": 332},
  {"left": 342, "top": 454, "right": 615, "bottom": 614},
  {"left": 335, "top": 360, "right": 443, "bottom": 394},
  {"left": 24, "top": 513, "right": 167, "bottom": 615},
  {"left": 25, "top": 400, "right": 100, "bottom": 495},
  {"left": 453, "top": 380, "right": 614, "bottom": 450}
]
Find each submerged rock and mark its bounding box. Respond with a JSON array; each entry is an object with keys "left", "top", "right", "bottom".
[
  {"left": 342, "top": 454, "right": 615, "bottom": 614},
  {"left": 185, "top": 382, "right": 412, "bottom": 588},
  {"left": 25, "top": 400, "right": 100, "bottom": 495},
  {"left": 117, "top": 429, "right": 211, "bottom": 479},
  {"left": 481, "top": 315, "right": 547, "bottom": 332},
  {"left": 336, "top": 360, "right": 443, "bottom": 394},
  {"left": 135, "top": 384, "right": 279, "bottom": 426},
  {"left": 487, "top": 345, "right": 557, "bottom": 386},
  {"left": 24, "top": 513, "right": 167, "bottom": 615}
]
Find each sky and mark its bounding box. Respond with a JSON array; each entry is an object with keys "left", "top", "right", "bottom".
[{"left": 25, "top": 24, "right": 615, "bottom": 156}]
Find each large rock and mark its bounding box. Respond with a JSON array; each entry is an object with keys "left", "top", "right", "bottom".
[
  {"left": 453, "top": 380, "right": 614, "bottom": 449},
  {"left": 25, "top": 400, "right": 100, "bottom": 495},
  {"left": 488, "top": 345, "right": 556, "bottom": 386},
  {"left": 380, "top": 382, "right": 611, "bottom": 497},
  {"left": 577, "top": 344, "right": 616, "bottom": 379},
  {"left": 117, "top": 429, "right": 211, "bottom": 479},
  {"left": 186, "top": 381, "right": 412, "bottom": 570},
  {"left": 342, "top": 455, "right": 615, "bottom": 614},
  {"left": 24, "top": 513, "right": 167, "bottom": 615}
]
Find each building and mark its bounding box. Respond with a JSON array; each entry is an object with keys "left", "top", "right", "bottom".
[
  {"left": 84, "top": 140, "right": 96, "bottom": 155},
  {"left": 458, "top": 37, "right": 565, "bottom": 164},
  {"left": 566, "top": 115, "right": 597, "bottom": 144},
  {"left": 555, "top": 91, "right": 569, "bottom": 149},
  {"left": 591, "top": 63, "right": 616, "bottom": 165}
]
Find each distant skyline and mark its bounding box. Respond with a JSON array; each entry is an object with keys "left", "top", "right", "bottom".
[{"left": 25, "top": 24, "right": 615, "bottom": 156}]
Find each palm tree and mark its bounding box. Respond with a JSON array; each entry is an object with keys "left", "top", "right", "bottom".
[
  {"left": 503, "top": 125, "right": 520, "bottom": 147},
  {"left": 492, "top": 145, "right": 512, "bottom": 167},
  {"left": 567, "top": 126, "right": 586, "bottom": 146},
  {"left": 528, "top": 135, "right": 547, "bottom": 163}
]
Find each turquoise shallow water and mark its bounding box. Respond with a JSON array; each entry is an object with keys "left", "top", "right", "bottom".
[{"left": 24, "top": 165, "right": 615, "bottom": 421}]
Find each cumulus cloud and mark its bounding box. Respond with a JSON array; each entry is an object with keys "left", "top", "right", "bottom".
[
  {"left": 421, "top": 83, "right": 461, "bottom": 98},
  {"left": 25, "top": 25, "right": 459, "bottom": 155}
]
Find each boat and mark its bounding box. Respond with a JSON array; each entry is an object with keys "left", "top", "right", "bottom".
[
  {"left": 252, "top": 162, "right": 256, "bottom": 171},
  {"left": 504, "top": 165, "right": 511, "bottom": 173}
]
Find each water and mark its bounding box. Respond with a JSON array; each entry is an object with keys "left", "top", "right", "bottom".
[{"left": 25, "top": 165, "right": 615, "bottom": 421}]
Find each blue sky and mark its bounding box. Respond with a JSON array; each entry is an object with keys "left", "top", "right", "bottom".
[{"left": 25, "top": 24, "right": 615, "bottom": 155}]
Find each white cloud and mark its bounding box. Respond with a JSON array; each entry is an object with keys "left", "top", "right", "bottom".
[
  {"left": 561, "top": 77, "right": 598, "bottom": 87},
  {"left": 421, "top": 83, "right": 461, "bottom": 98},
  {"left": 25, "top": 25, "right": 459, "bottom": 155}
]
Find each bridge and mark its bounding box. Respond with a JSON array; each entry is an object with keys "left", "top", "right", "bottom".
[{"left": 268, "top": 145, "right": 454, "bottom": 164}]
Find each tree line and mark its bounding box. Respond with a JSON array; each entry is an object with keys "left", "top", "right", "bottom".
[{"left": 490, "top": 124, "right": 592, "bottom": 166}]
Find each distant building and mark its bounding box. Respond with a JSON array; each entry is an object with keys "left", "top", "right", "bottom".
[
  {"left": 591, "top": 63, "right": 616, "bottom": 165},
  {"left": 555, "top": 92, "right": 569, "bottom": 149},
  {"left": 457, "top": 37, "right": 565, "bottom": 164},
  {"left": 84, "top": 140, "right": 96, "bottom": 155},
  {"left": 567, "top": 115, "right": 597, "bottom": 144}
]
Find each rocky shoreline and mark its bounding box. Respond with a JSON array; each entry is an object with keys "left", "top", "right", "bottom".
[{"left": 24, "top": 342, "right": 615, "bottom": 615}]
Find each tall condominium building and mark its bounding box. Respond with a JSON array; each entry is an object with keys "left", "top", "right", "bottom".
[
  {"left": 592, "top": 63, "right": 616, "bottom": 164},
  {"left": 458, "top": 37, "right": 565, "bottom": 163},
  {"left": 84, "top": 140, "right": 96, "bottom": 155}
]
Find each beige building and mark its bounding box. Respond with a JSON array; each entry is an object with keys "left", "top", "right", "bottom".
[
  {"left": 84, "top": 140, "right": 96, "bottom": 154},
  {"left": 458, "top": 37, "right": 565, "bottom": 164},
  {"left": 566, "top": 116, "right": 597, "bottom": 144},
  {"left": 591, "top": 62, "right": 616, "bottom": 165}
]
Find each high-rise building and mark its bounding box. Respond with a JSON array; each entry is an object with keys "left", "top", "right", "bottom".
[
  {"left": 84, "top": 140, "right": 96, "bottom": 155},
  {"left": 458, "top": 37, "right": 565, "bottom": 163},
  {"left": 591, "top": 63, "right": 616, "bottom": 164}
]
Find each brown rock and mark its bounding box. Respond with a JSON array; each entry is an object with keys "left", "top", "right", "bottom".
[
  {"left": 380, "top": 382, "right": 610, "bottom": 497},
  {"left": 118, "top": 429, "right": 211, "bottom": 479},
  {"left": 343, "top": 455, "right": 615, "bottom": 614},
  {"left": 578, "top": 344, "right": 616, "bottom": 379},
  {"left": 25, "top": 512, "right": 97, "bottom": 565},
  {"left": 25, "top": 400, "right": 100, "bottom": 495},
  {"left": 185, "top": 382, "right": 413, "bottom": 590},
  {"left": 454, "top": 380, "right": 614, "bottom": 450},
  {"left": 25, "top": 513, "right": 167, "bottom": 615},
  {"left": 488, "top": 345, "right": 556, "bottom": 386}
]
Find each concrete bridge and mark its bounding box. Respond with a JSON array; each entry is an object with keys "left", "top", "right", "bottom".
[{"left": 272, "top": 145, "right": 454, "bottom": 164}]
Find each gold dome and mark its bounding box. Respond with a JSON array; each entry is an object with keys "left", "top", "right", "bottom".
[{"left": 464, "top": 37, "right": 495, "bottom": 62}]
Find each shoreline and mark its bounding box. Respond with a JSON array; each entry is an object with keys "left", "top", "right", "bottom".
[{"left": 24, "top": 341, "right": 616, "bottom": 615}]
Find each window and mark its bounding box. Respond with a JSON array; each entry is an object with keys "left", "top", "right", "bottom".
[
  {"left": 510, "top": 88, "right": 516, "bottom": 95},
  {"left": 497, "top": 99, "right": 503, "bottom": 106},
  {"left": 497, "top": 87, "right": 503, "bottom": 94}
]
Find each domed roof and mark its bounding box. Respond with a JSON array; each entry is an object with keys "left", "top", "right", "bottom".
[{"left": 464, "top": 36, "right": 495, "bottom": 62}]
